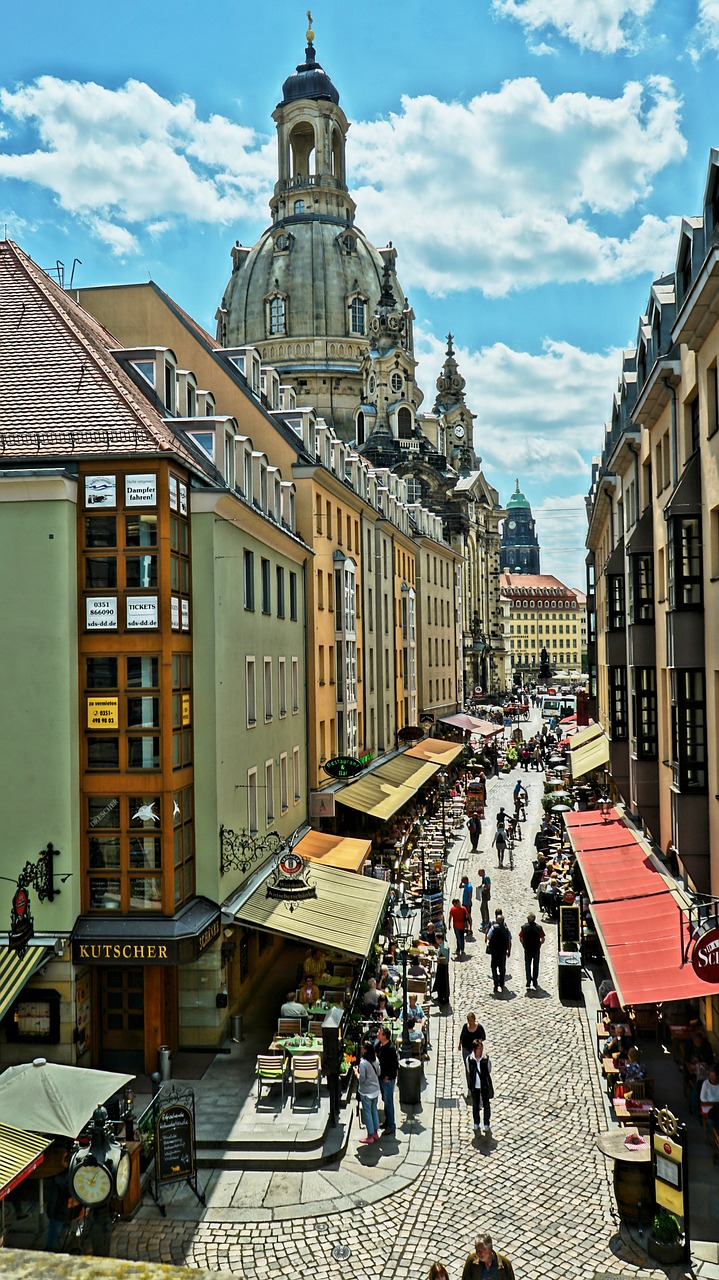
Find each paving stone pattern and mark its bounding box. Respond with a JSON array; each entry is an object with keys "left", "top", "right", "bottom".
[{"left": 113, "top": 762, "right": 688, "bottom": 1280}]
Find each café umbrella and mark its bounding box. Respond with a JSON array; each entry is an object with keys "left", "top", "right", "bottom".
[{"left": 0, "top": 1058, "right": 133, "bottom": 1139}]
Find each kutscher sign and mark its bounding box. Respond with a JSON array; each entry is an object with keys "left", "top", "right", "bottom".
[{"left": 691, "top": 925, "right": 719, "bottom": 983}]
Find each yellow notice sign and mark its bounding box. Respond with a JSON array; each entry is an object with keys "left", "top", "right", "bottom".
[
  {"left": 87, "top": 697, "right": 119, "bottom": 729},
  {"left": 653, "top": 1133, "right": 684, "bottom": 1217},
  {"left": 182, "top": 693, "right": 191, "bottom": 726}
]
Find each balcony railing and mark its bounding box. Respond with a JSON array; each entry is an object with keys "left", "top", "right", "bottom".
[{"left": 281, "top": 173, "right": 347, "bottom": 193}]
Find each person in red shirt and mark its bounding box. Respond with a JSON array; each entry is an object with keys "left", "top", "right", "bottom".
[{"left": 449, "top": 898, "right": 468, "bottom": 958}]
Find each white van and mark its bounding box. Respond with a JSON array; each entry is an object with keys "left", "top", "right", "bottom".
[{"left": 541, "top": 694, "right": 575, "bottom": 722}]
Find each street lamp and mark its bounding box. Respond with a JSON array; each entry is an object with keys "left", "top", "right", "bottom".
[
  {"left": 552, "top": 802, "right": 571, "bottom": 850},
  {"left": 438, "top": 768, "right": 450, "bottom": 853},
  {"left": 392, "top": 897, "right": 415, "bottom": 1055}
]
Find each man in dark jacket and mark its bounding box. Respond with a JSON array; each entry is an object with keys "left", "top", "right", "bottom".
[
  {"left": 519, "top": 911, "right": 546, "bottom": 990},
  {"left": 462, "top": 1234, "right": 515, "bottom": 1279},
  {"left": 377, "top": 1024, "right": 399, "bottom": 1135},
  {"left": 486, "top": 911, "right": 511, "bottom": 991}
]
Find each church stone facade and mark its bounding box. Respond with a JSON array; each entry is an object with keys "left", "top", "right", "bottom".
[{"left": 218, "top": 21, "right": 507, "bottom": 696}]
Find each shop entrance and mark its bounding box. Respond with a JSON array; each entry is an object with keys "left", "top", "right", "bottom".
[{"left": 98, "top": 967, "right": 145, "bottom": 1074}]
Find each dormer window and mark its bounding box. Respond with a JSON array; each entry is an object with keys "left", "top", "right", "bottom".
[
  {"left": 187, "top": 383, "right": 196, "bottom": 417},
  {"left": 341, "top": 234, "right": 356, "bottom": 254},
  {"left": 133, "top": 360, "right": 155, "bottom": 387}
]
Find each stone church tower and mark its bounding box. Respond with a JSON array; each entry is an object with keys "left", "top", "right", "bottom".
[
  {"left": 217, "top": 17, "right": 411, "bottom": 441},
  {"left": 499, "top": 481, "right": 541, "bottom": 574}
]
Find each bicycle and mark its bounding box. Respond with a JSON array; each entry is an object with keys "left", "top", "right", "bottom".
[{"left": 55, "top": 1204, "right": 118, "bottom": 1255}]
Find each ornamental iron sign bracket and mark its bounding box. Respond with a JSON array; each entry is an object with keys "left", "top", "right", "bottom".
[
  {"left": 219, "top": 827, "right": 282, "bottom": 877},
  {"left": 7, "top": 843, "right": 71, "bottom": 956}
]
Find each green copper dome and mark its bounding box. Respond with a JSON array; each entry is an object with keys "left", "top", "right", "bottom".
[{"left": 507, "top": 479, "right": 530, "bottom": 509}]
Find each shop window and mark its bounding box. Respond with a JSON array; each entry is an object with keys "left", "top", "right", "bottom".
[
  {"left": 129, "top": 876, "right": 162, "bottom": 911},
  {"left": 88, "top": 878, "right": 121, "bottom": 911},
  {"left": 129, "top": 836, "right": 162, "bottom": 869}
]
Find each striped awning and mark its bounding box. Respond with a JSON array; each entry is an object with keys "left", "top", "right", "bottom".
[
  {"left": 0, "top": 1122, "right": 50, "bottom": 1200},
  {"left": 0, "top": 945, "right": 51, "bottom": 1022}
]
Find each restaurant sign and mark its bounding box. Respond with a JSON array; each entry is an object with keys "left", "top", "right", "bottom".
[
  {"left": 397, "top": 726, "right": 424, "bottom": 742},
  {"left": 323, "top": 755, "right": 364, "bottom": 780},
  {"left": 266, "top": 852, "right": 317, "bottom": 910},
  {"left": 71, "top": 912, "right": 220, "bottom": 967},
  {"left": 691, "top": 925, "right": 719, "bottom": 983}
]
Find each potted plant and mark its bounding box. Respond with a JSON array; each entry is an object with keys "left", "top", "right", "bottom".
[{"left": 648, "top": 1209, "right": 684, "bottom": 1264}]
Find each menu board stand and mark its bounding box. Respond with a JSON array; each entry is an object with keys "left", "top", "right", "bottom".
[{"left": 146, "top": 1084, "right": 205, "bottom": 1216}]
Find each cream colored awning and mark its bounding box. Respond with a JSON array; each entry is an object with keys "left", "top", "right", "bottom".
[
  {"left": 335, "top": 773, "right": 414, "bottom": 820},
  {"left": 569, "top": 724, "right": 610, "bottom": 779},
  {"left": 373, "top": 756, "right": 439, "bottom": 789},
  {"left": 0, "top": 1122, "right": 50, "bottom": 1200},
  {"left": 294, "top": 830, "right": 371, "bottom": 873},
  {"left": 404, "top": 737, "right": 464, "bottom": 766},
  {"left": 0, "top": 945, "right": 51, "bottom": 1022},
  {"left": 233, "top": 862, "right": 389, "bottom": 957}
]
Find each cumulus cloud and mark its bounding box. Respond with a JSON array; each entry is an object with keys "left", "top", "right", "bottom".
[
  {"left": 351, "top": 76, "right": 685, "bottom": 296},
  {"left": 689, "top": 0, "right": 719, "bottom": 59},
  {"left": 532, "top": 493, "right": 590, "bottom": 592},
  {"left": 415, "top": 327, "right": 620, "bottom": 480},
  {"left": 491, "top": 0, "right": 656, "bottom": 54},
  {"left": 0, "top": 76, "right": 275, "bottom": 255}
]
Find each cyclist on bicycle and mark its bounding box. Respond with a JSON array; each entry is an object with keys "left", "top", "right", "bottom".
[{"left": 513, "top": 781, "right": 527, "bottom": 823}]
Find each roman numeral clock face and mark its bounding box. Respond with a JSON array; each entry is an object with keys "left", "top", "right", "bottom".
[{"left": 453, "top": 425, "right": 465, "bottom": 439}]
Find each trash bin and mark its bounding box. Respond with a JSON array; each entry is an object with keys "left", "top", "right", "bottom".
[
  {"left": 158, "top": 1045, "right": 172, "bottom": 1082},
  {"left": 231, "top": 1014, "right": 244, "bottom": 1043},
  {"left": 398, "top": 1057, "right": 422, "bottom": 1105}
]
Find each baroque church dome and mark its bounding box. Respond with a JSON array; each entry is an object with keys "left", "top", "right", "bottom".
[{"left": 217, "top": 21, "right": 409, "bottom": 440}]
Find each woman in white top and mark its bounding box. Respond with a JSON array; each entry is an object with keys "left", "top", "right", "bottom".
[{"left": 355, "top": 1040, "right": 381, "bottom": 1144}]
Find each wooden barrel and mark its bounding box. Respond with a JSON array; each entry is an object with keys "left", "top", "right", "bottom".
[{"left": 613, "top": 1157, "right": 655, "bottom": 1223}]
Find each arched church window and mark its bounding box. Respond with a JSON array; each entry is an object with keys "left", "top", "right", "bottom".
[
  {"left": 350, "top": 297, "right": 366, "bottom": 335},
  {"left": 294, "top": 200, "right": 305, "bottom": 214},
  {"left": 391, "top": 372, "right": 403, "bottom": 394},
  {"left": 397, "top": 407, "right": 413, "bottom": 439},
  {"left": 356, "top": 411, "right": 365, "bottom": 445},
  {"left": 268, "top": 295, "right": 286, "bottom": 336}
]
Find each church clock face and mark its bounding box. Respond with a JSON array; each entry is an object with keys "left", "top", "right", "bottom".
[
  {"left": 453, "top": 424, "right": 465, "bottom": 439},
  {"left": 508, "top": 520, "right": 516, "bottom": 529}
]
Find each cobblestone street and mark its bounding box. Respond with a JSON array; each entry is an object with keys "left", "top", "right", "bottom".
[{"left": 111, "top": 762, "right": 686, "bottom": 1280}]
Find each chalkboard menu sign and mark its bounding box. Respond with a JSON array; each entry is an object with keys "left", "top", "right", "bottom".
[
  {"left": 559, "top": 904, "right": 581, "bottom": 949},
  {"left": 155, "top": 1102, "right": 195, "bottom": 1185}
]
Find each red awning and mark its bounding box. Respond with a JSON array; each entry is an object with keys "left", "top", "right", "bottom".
[
  {"left": 565, "top": 807, "right": 621, "bottom": 827},
  {"left": 570, "top": 822, "right": 639, "bottom": 852},
  {"left": 591, "top": 895, "right": 708, "bottom": 1005},
  {"left": 577, "top": 845, "right": 669, "bottom": 902}
]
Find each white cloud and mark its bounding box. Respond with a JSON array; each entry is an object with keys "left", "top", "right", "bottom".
[
  {"left": 415, "top": 327, "right": 621, "bottom": 480},
  {"left": 492, "top": 0, "right": 656, "bottom": 54},
  {"left": 0, "top": 76, "right": 275, "bottom": 255},
  {"left": 350, "top": 77, "right": 685, "bottom": 297},
  {"left": 689, "top": 0, "right": 719, "bottom": 59},
  {"left": 532, "top": 493, "right": 589, "bottom": 592}
]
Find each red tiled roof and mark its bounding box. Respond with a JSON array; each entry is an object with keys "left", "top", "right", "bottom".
[
  {"left": 0, "top": 241, "right": 200, "bottom": 468},
  {"left": 500, "top": 573, "right": 579, "bottom": 600}
]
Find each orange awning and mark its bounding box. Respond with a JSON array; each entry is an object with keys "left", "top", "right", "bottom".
[
  {"left": 294, "top": 830, "right": 371, "bottom": 873},
  {"left": 404, "top": 737, "right": 463, "bottom": 766},
  {"left": 591, "top": 895, "right": 708, "bottom": 1006}
]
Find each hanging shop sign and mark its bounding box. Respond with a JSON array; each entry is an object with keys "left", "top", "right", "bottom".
[
  {"left": 266, "top": 852, "right": 317, "bottom": 908},
  {"left": 397, "top": 726, "right": 424, "bottom": 742},
  {"left": 691, "top": 925, "right": 719, "bottom": 983},
  {"left": 419, "top": 713, "right": 435, "bottom": 725},
  {"left": 309, "top": 791, "right": 336, "bottom": 819},
  {"left": 323, "top": 755, "right": 364, "bottom": 780},
  {"left": 9, "top": 886, "right": 34, "bottom": 955}
]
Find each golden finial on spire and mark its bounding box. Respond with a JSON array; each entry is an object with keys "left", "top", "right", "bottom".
[{"left": 306, "top": 10, "right": 314, "bottom": 42}]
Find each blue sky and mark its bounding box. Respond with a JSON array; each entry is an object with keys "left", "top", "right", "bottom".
[{"left": 2, "top": 0, "right": 719, "bottom": 589}]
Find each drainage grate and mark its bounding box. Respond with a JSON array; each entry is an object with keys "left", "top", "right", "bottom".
[{"left": 436, "top": 1097, "right": 459, "bottom": 1108}]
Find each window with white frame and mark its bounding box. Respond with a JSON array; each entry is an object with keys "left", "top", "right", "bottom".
[
  {"left": 264, "top": 658, "right": 272, "bottom": 720},
  {"left": 265, "top": 760, "right": 274, "bottom": 824},
  {"left": 247, "top": 768, "right": 258, "bottom": 834},
  {"left": 292, "top": 746, "right": 301, "bottom": 802},
  {"left": 246, "top": 658, "right": 256, "bottom": 726},
  {"left": 291, "top": 657, "right": 299, "bottom": 712},
  {"left": 278, "top": 657, "right": 287, "bottom": 716},
  {"left": 279, "top": 753, "right": 288, "bottom": 812}
]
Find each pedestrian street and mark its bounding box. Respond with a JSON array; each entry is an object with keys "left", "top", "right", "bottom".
[{"left": 109, "top": 756, "right": 688, "bottom": 1280}]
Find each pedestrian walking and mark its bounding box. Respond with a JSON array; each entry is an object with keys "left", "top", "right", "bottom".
[
  {"left": 458, "top": 1011, "right": 486, "bottom": 1088},
  {"left": 467, "top": 812, "right": 482, "bottom": 850},
  {"left": 427, "top": 1265, "right": 450, "bottom": 1280},
  {"left": 477, "top": 868, "right": 491, "bottom": 931},
  {"left": 431, "top": 952, "right": 451, "bottom": 1006},
  {"left": 376, "top": 1024, "right": 398, "bottom": 1136},
  {"left": 449, "top": 897, "right": 468, "bottom": 957},
  {"left": 486, "top": 910, "right": 512, "bottom": 992},
  {"left": 460, "top": 874, "right": 473, "bottom": 934},
  {"left": 513, "top": 779, "right": 527, "bottom": 821},
  {"left": 476, "top": 768, "right": 487, "bottom": 810},
  {"left": 355, "top": 1040, "right": 381, "bottom": 1145},
  {"left": 491, "top": 822, "right": 508, "bottom": 868},
  {"left": 461, "top": 1234, "right": 515, "bottom": 1279},
  {"left": 466, "top": 1040, "right": 494, "bottom": 1134},
  {"left": 519, "top": 910, "right": 546, "bottom": 990}
]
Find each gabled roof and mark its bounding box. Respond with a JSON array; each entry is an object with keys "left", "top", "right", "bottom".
[{"left": 0, "top": 241, "right": 199, "bottom": 468}]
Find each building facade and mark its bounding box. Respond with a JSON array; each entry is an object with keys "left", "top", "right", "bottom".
[
  {"left": 499, "top": 481, "right": 541, "bottom": 575},
  {"left": 500, "top": 573, "right": 584, "bottom": 682}
]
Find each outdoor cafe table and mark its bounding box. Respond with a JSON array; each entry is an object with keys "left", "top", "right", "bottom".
[
  {"left": 271, "top": 1035, "right": 324, "bottom": 1059},
  {"left": 612, "top": 1097, "right": 653, "bottom": 1126},
  {"left": 308, "top": 1003, "right": 343, "bottom": 1019}
]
